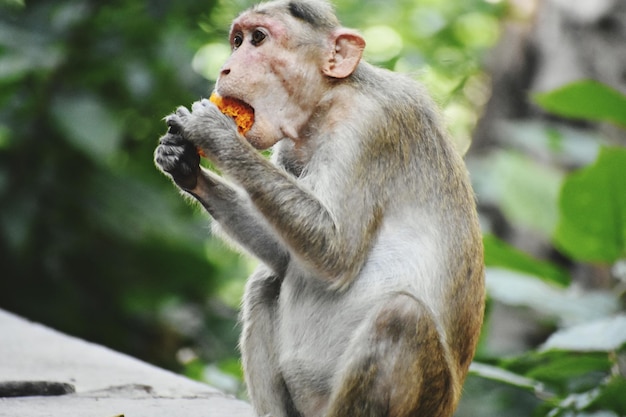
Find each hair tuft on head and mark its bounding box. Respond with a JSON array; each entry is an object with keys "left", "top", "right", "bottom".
[{"left": 286, "top": 0, "right": 339, "bottom": 30}]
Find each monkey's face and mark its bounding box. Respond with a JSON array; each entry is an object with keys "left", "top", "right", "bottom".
[{"left": 215, "top": 11, "right": 328, "bottom": 150}]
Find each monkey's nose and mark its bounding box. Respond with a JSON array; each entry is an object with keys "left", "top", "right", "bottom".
[{"left": 221, "top": 68, "right": 231, "bottom": 77}]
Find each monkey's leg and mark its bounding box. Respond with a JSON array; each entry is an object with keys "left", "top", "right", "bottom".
[
  {"left": 241, "top": 267, "right": 302, "bottom": 417},
  {"left": 325, "top": 293, "right": 457, "bottom": 417}
]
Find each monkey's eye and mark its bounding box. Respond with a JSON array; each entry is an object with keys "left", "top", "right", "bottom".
[
  {"left": 232, "top": 33, "right": 243, "bottom": 50},
  {"left": 251, "top": 29, "right": 267, "bottom": 46}
]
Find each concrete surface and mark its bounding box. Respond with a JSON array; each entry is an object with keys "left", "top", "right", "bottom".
[{"left": 0, "top": 309, "right": 253, "bottom": 417}]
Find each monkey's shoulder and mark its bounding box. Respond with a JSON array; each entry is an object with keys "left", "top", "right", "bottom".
[{"left": 353, "top": 62, "right": 434, "bottom": 106}]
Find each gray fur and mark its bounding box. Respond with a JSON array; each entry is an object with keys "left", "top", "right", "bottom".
[{"left": 154, "top": 2, "right": 484, "bottom": 416}]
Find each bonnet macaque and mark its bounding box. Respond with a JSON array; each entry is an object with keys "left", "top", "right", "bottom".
[{"left": 154, "top": 0, "right": 485, "bottom": 416}]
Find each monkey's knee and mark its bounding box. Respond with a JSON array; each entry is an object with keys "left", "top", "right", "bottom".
[
  {"left": 377, "top": 293, "right": 455, "bottom": 414},
  {"left": 327, "top": 293, "right": 456, "bottom": 417},
  {"left": 371, "top": 292, "right": 425, "bottom": 343}
]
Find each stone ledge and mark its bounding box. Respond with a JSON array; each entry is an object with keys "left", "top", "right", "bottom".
[{"left": 0, "top": 309, "right": 253, "bottom": 417}]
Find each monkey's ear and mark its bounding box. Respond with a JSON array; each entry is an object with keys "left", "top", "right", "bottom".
[{"left": 322, "top": 30, "right": 365, "bottom": 79}]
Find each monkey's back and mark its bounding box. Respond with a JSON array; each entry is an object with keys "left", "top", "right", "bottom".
[{"left": 273, "top": 62, "right": 484, "bottom": 413}]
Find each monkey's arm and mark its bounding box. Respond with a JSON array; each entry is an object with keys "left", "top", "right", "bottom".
[
  {"left": 174, "top": 101, "right": 379, "bottom": 288},
  {"left": 192, "top": 168, "right": 290, "bottom": 275},
  {"left": 154, "top": 131, "right": 290, "bottom": 275}
]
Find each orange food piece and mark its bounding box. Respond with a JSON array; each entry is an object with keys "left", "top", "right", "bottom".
[
  {"left": 197, "top": 93, "right": 255, "bottom": 157},
  {"left": 209, "top": 93, "right": 255, "bottom": 135}
]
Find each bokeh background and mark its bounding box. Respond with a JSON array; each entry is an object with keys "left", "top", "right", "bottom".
[{"left": 1, "top": 0, "right": 625, "bottom": 415}]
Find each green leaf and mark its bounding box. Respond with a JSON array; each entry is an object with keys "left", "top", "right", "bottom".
[
  {"left": 548, "top": 388, "right": 604, "bottom": 416},
  {"left": 469, "top": 362, "right": 549, "bottom": 396},
  {"left": 526, "top": 354, "right": 612, "bottom": 386},
  {"left": 497, "top": 151, "right": 563, "bottom": 236},
  {"left": 500, "top": 350, "right": 611, "bottom": 395},
  {"left": 0, "top": 0, "right": 25, "bottom": 8},
  {"left": 471, "top": 151, "right": 563, "bottom": 236},
  {"left": 533, "top": 80, "right": 626, "bottom": 128},
  {"left": 554, "top": 147, "right": 626, "bottom": 263},
  {"left": 545, "top": 379, "right": 626, "bottom": 416},
  {"left": 587, "top": 377, "right": 626, "bottom": 415},
  {"left": 484, "top": 235, "right": 570, "bottom": 286},
  {"left": 51, "top": 93, "right": 123, "bottom": 162},
  {"left": 541, "top": 315, "right": 626, "bottom": 352},
  {"left": 486, "top": 268, "right": 618, "bottom": 325}
]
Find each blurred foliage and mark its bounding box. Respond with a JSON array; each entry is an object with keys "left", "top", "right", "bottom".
[
  {"left": 555, "top": 147, "right": 626, "bottom": 264},
  {"left": 1, "top": 0, "right": 625, "bottom": 415},
  {"left": 533, "top": 81, "right": 626, "bottom": 129},
  {"left": 0, "top": 0, "right": 247, "bottom": 370},
  {"left": 0, "top": 0, "right": 503, "bottom": 381},
  {"left": 472, "top": 82, "right": 626, "bottom": 417}
]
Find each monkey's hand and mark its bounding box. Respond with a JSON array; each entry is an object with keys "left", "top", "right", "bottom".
[
  {"left": 167, "top": 100, "right": 244, "bottom": 166},
  {"left": 154, "top": 123, "right": 201, "bottom": 190}
]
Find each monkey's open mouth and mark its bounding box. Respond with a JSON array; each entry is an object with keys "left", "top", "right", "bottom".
[{"left": 210, "top": 93, "right": 255, "bottom": 135}]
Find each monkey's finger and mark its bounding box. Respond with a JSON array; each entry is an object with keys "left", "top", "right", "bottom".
[
  {"left": 175, "top": 106, "right": 191, "bottom": 119},
  {"left": 165, "top": 113, "right": 184, "bottom": 135},
  {"left": 199, "top": 98, "right": 213, "bottom": 107},
  {"left": 165, "top": 113, "right": 182, "bottom": 125},
  {"left": 191, "top": 99, "right": 217, "bottom": 113},
  {"left": 159, "top": 132, "right": 185, "bottom": 146}
]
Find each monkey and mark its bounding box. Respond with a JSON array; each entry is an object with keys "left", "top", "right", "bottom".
[{"left": 154, "top": 0, "right": 485, "bottom": 416}]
